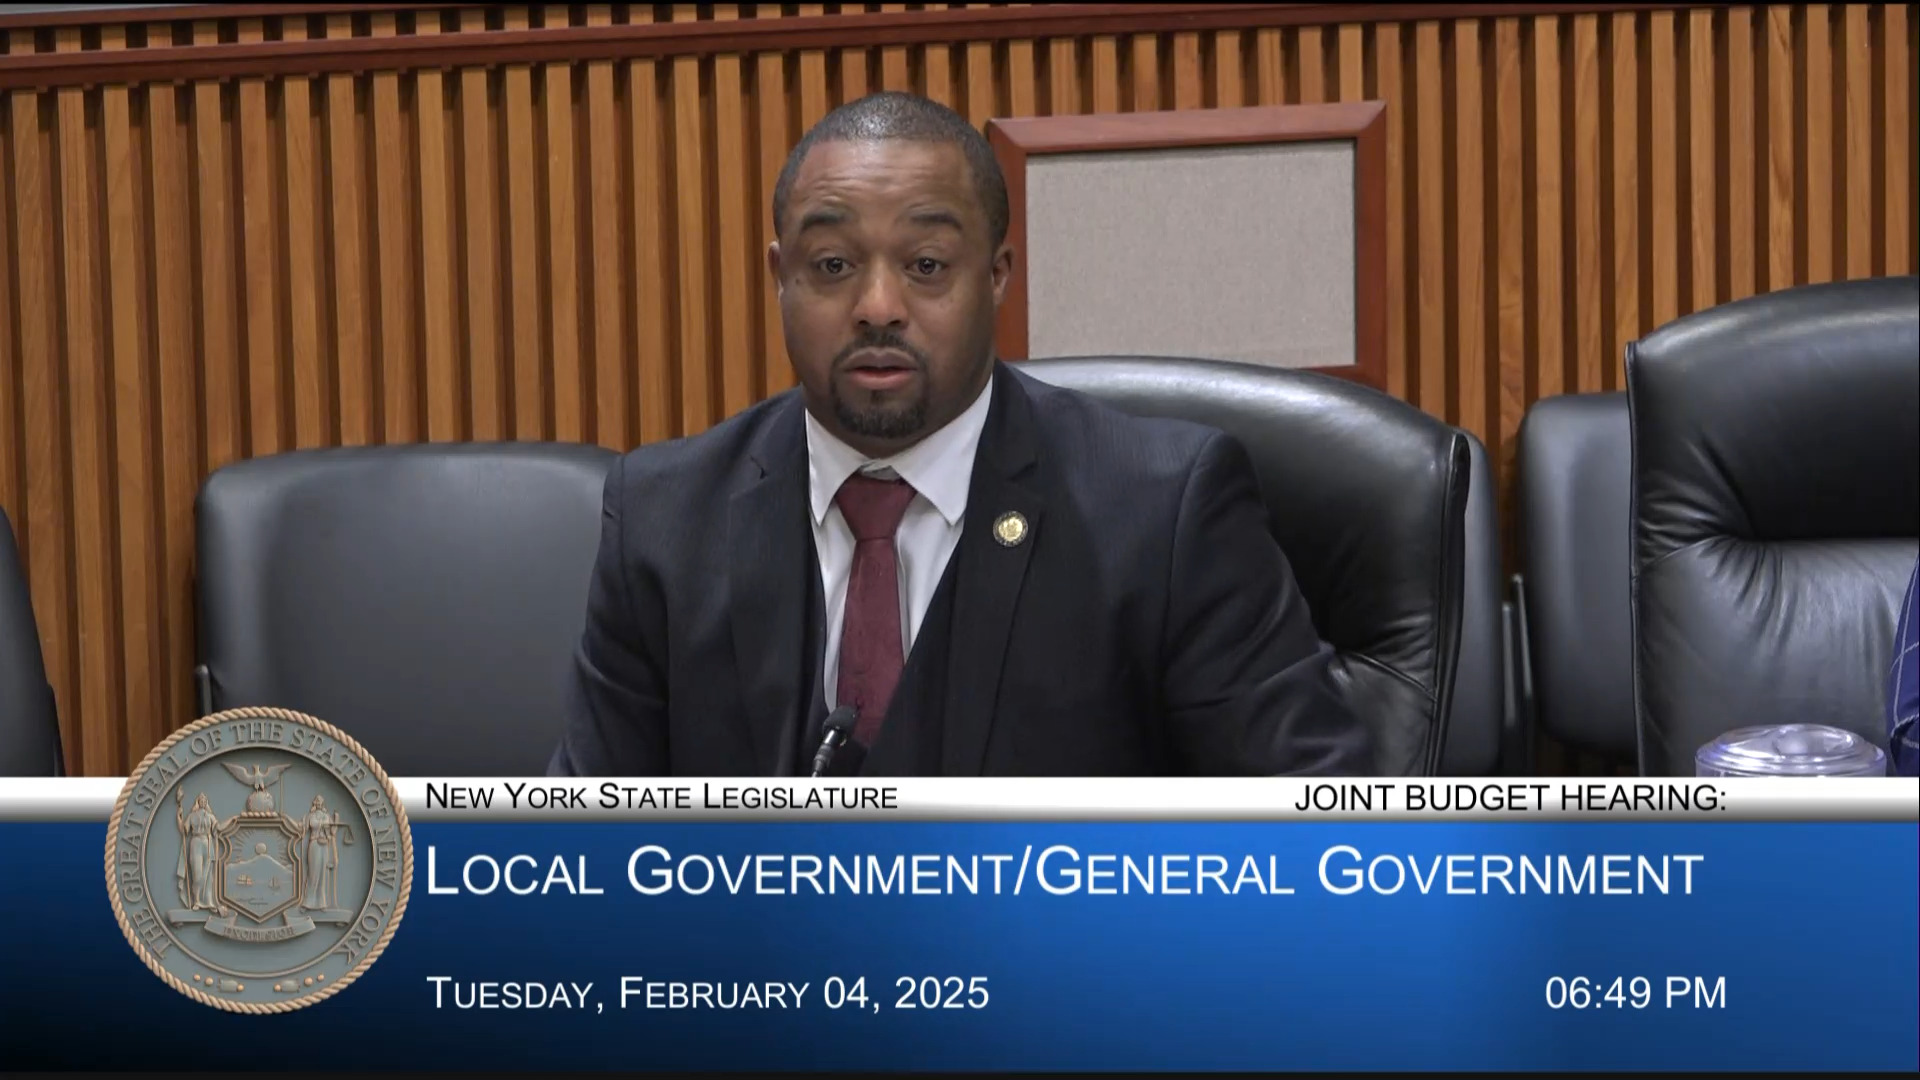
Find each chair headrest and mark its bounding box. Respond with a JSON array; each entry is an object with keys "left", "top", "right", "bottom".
[{"left": 1628, "top": 275, "right": 1919, "bottom": 552}]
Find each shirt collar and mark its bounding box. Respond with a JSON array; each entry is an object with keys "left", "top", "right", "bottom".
[{"left": 805, "top": 374, "right": 993, "bottom": 529}]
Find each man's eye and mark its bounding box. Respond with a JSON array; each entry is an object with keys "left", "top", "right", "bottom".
[
  {"left": 816, "top": 257, "right": 849, "bottom": 275},
  {"left": 912, "top": 258, "right": 944, "bottom": 276}
]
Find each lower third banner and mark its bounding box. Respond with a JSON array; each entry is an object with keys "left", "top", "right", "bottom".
[{"left": 2, "top": 820, "right": 1915, "bottom": 1071}]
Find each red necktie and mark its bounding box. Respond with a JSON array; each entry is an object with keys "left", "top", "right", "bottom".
[{"left": 834, "top": 473, "right": 918, "bottom": 744}]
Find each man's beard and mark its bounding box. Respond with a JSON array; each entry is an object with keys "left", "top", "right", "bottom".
[
  {"left": 832, "top": 383, "right": 929, "bottom": 440},
  {"left": 830, "top": 330, "right": 932, "bottom": 441}
]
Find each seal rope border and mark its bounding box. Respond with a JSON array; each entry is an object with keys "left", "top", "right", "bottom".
[{"left": 103, "top": 706, "right": 415, "bottom": 1014}]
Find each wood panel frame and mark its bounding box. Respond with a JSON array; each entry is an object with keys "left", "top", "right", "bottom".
[
  {"left": 988, "top": 100, "right": 1388, "bottom": 388},
  {"left": 0, "top": 3, "right": 1700, "bottom": 90}
]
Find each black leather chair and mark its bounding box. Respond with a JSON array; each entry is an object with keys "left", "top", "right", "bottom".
[
  {"left": 195, "top": 443, "right": 617, "bottom": 775},
  {"left": 1020, "top": 357, "right": 1472, "bottom": 776},
  {"left": 1514, "top": 392, "right": 1635, "bottom": 767},
  {"left": 1627, "top": 276, "right": 1920, "bottom": 775},
  {"left": 1, "top": 507, "right": 62, "bottom": 776}
]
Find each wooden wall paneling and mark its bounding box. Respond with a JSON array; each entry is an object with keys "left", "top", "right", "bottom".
[
  {"left": 324, "top": 14, "right": 374, "bottom": 446},
  {"left": 920, "top": 6, "right": 954, "bottom": 107},
  {"left": 636, "top": 7, "right": 681, "bottom": 436},
  {"left": 1649, "top": 10, "right": 1679, "bottom": 324},
  {"left": 671, "top": 5, "right": 713, "bottom": 436},
  {"left": 459, "top": 9, "right": 503, "bottom": 440},
  {"left": 1208, "top": 31, "right": 1240, "bottom": 110},
  {"left": 1572, "top": 13, "right": 1603, "bottom": 394},
  {"left": 502, "top": 8, "right": 546, "bottom": 440},
  {"left": 149, "top": 27, "right": 200, "bottom": 737},
  {"left": 1725, "top": 7, "right": 1754, "bottom": 302},
  {"left": 1765, "top": 5, "right": 1796, "bottom": 292},
  {"left": 1455, "top": 19, "right": 1488, "bottom": 440},
  {"left": 753, "top": 45, "right": 791, "bottom": 400},
  {"left": 238, "top": 18, "right": 285, "bottom": 459},
  {"left": 416, "top": 15, "right": 461, "bottom": 442},
  {"left": 1805, "top": 4, "right": 1833, "bottom": 283},
  {"left": 370, "top": 13, "right": 418, "bottom": 443},
  {"left": 3, "top": 3, "right": 1918, "bottom": 774},
  {"left": 798, "top": 7, "right": 830, "bottom": 130},
  {"left": 1531, "top": 15, "right": 1566, "bottom": 402},
  {"left": 843, "top": 18, "right": 871, "bottom": 103},
  {"left": 1169, "top": 31, "right": 1199, "bottom": 110},
  {"left": 1413, "top": 20, "right": 1444, "bottom": 418},
  {"left": 503, "top": 9, "right": 549, "bottom": 438},
  {"left": 1089, "top": 34, "right": 1120, "bottom": 113},
  {"left": 283, "top": 18, "right": 330, "bottom": 448},
  {"left": 713, "top": 8, "right": 759, "bottom": 421},
  {"left": 1493, "top": 17, "right": 1526, "bottom": 462},
  {"left": 543, "top": 5, "right": 584, "bottom": 443},
  {"left": 879, "top": 4, "right": 910, "bottom": 91},
  {"left": 1608, "top": 10, "right": 1640, "bottom": 389},
  {"left": 1048, "top": 34, "right": 1080, "bottom": 113},
  {"left": 1130, "top": 32, "right": 1160, "bottom": 112},
  {"left": 965, "top": 23, "right": 995, "bottom": 124},
  {"left": 9, "top": 28, "right": 77, "bottom": 768},
  {"left": 586, "top": 5, "right": 628, "bottom": 447},
  {"left": 1338, "top": 24, "right": 1364, "bottom": 102},
  {"left": 1004, "top": 34, "right": 1035, "bottom": 116},
  {"left": 1253, "top": 27, "right": 1283, "bottom": 107},
  {"left": 1687, "top": 7, "right": 1717, "bottom": 313},
  {"left": 1299, "top": 26, "right": 1325, "bottom": 104},
  {"left": 192, "top": 21, "right": 241, "bottom": 473},
  {"left": 55, "top": 24, "right": 123, "bottom": 776},
  {"left": 100, "top": 25, "right": 163, "bottom": 762},
  {"left": 0, "top": 4, "right": 1784, "bottom": 85},
  {"left": 0, "top": 41, "right": 18, "bottom": 702},
  {"left": 1841, "top": 3, "right": 1872, "bottom": 279},
  {"left": 1886, "top": 4, "right": 1912, "bottom": 274},
  {"left": 1375, "top": 21, "right": 1406, "bottom": 401}
]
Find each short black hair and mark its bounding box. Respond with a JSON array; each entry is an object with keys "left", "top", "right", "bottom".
[{"left": 772, "top": 91, "right": 1009, "bottom": 248}]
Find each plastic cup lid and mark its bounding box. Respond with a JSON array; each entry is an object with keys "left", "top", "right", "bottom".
[{"left": 1695, "top": 723, "right": 1888, "bottom": 777}]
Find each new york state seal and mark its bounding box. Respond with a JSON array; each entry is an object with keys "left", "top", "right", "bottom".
[{"left": 104, "top": 707, "right": 413, "bottom": 1012}]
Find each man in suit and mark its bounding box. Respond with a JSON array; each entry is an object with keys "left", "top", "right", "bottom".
[{"left": 549, "top": 92, "right": 1371, "bottom": 777}]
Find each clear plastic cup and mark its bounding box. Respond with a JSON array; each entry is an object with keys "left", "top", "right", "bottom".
[{"left": 1695, "top": 723, "right": 1888, "bottom": 777}]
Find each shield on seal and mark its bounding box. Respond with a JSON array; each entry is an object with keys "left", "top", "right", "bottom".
[{"left": 221, "top": 822, "right": 301, "bottom": 922}]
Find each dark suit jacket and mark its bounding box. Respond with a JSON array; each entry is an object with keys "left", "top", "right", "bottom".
[{"left": 549, "top": 363, "right": 1372, "bottom": 776}]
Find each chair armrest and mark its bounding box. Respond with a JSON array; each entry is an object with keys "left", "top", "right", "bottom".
[
  {"left": 194, "top": 664, "right": 214, "bottom": 719},
  {"left": 1500, "top": 574, "right": 1537, "bottom": 774}
]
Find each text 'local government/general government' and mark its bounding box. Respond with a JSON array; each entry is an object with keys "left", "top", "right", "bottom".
[{"left": 422, "top": 844, "right": 1705, "bottom": 898}]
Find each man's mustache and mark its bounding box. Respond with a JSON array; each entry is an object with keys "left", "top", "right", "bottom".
[{"left": 834, "top": 331, "right": 929, "bottom": 370}]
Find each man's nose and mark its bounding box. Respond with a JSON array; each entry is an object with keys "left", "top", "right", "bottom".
[{"left": 851, "top": 265, "right": 907, "bottom": 329}]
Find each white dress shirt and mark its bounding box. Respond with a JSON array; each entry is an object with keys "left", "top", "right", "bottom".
[{"left": 805, "top": 379, "right": 992, "bottom": 708}]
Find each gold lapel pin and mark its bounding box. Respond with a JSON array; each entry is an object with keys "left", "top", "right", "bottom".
[{"left": 992, "top": 511, "right": 1029, "bottom": 547}]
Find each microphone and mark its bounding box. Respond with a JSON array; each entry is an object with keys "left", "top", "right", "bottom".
[{"left": 810, "top": 706, "right": 859, "bottom": 778}]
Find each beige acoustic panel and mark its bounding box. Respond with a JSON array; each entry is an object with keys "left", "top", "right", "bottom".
[{"left": 1023, "top": 141, "right": 1357, "bottom": 369}]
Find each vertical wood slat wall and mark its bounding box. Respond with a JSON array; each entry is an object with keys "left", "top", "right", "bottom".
[{"left": 2, "top": 4, "right": 1916, "bottom": 776}]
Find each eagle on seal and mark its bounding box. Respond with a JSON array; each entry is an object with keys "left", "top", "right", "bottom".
[{"left": 223, "top": 761, "right": 292, "bottom": 813}]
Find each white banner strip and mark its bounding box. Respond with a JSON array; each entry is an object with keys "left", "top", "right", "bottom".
[{"left": 2, "top": 776, "right": 1915, "bottom": 822}]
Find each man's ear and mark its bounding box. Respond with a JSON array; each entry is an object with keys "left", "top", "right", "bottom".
[
  {"left": 767, "top": 241, "right": 784, "bottom": 297},
  {"left": 990, "top": 242, "right": 1014, "bottom": 306}
]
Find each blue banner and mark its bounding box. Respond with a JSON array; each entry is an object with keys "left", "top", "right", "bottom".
[{"left": 3, "top": 820, "right": 1915, "bottom": 1072}]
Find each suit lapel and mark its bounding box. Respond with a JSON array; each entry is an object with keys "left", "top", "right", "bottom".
[
  {"left": 729, "top": 398, "right": 814, "bottom": 775},
  {"left": 942, "top": 367, "right": 1046, "bottom": 775}
]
